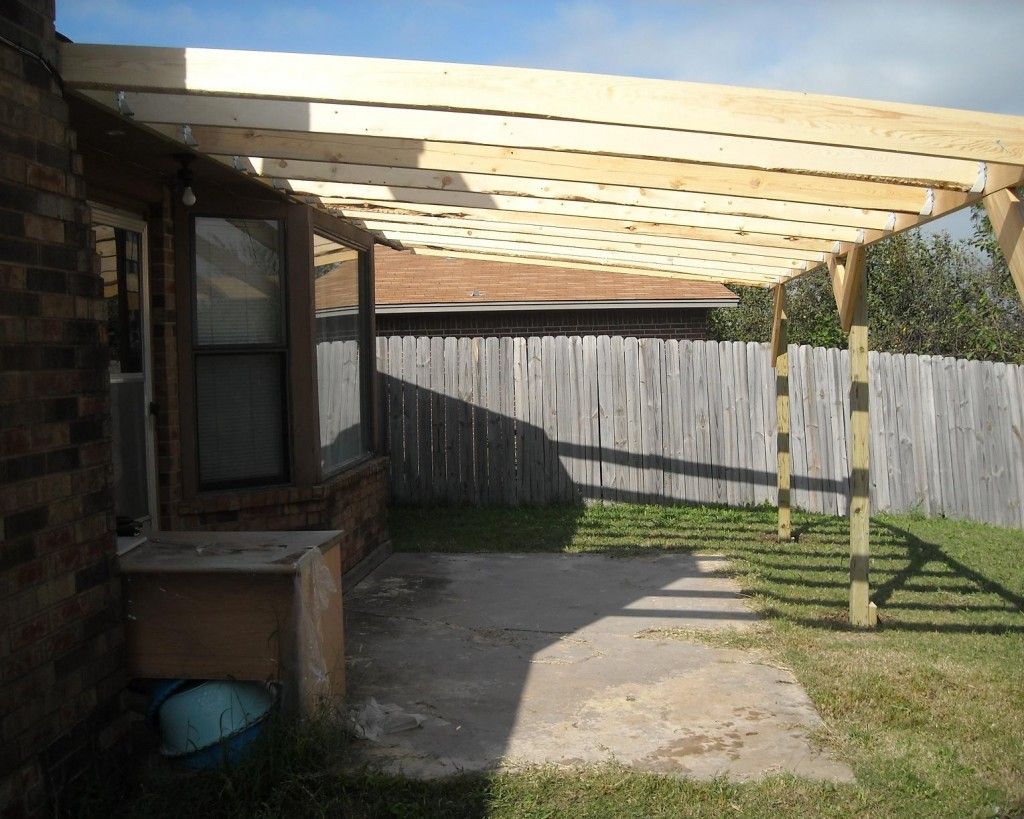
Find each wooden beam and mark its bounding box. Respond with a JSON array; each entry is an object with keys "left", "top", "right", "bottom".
[
  {"left": 395, "top": 238, "right": 789, "bottom": 282},
  {"left": 828, "top": 254, "right": 847, "bottom": 319},
  {"left": 286, "top": 181, "right": 869, "bottom": 243},
  {"left": 76, "top": 89, "right": 999, "bottom": 191},
  {"left": 411, "top": 248, "right": 782, "bottom": 288},
  {"left": 983, "top": 187, "right": 1024, "bottom": 305},
  {"left": 828, "top": 245, "right": 867, "bottom": 333},
  {"left": 388, "top": 230, "right": 807, "bottom": 271},
  {"left": 847, "top": 250, "right": 875, "bottom": 628},
  {"left": 839, "top": 245, "right": 866, "bottom": 333},
  {"left": 770, "top": 286, "right": 787, "bottom": 362},
  {"left": 330, "top": 203, "right": 838, "bottom": 254},
  {"left": 151, "top": 124, "right": 973, "bottom": 213},
  {"left": 360, "top": 216, "right": 826, "bottom": 263},
  {"left": 217, "top": 154, "right": 910, "bottom": 232},
  {"left": 405, "top": 244, "right": 786, "bottom": 285},
  {"left": 772, "top": 286, "right": 791, "bottom": 542},
  {"left": 63, "top": 44, "right": 1024, "bottom": 165}
]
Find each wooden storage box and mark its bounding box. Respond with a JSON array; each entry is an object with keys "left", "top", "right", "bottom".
[{"left": 118, "top": 531, "right": 345, "bottom": 714}]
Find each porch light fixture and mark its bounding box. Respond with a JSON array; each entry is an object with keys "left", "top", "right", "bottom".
[{"left": 175, "top": 153, "right": 197, "bottom": 207}]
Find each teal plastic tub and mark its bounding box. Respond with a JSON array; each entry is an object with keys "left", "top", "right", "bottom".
[{"left": 157, "top": 680, "right": 276, "bottom": 769}]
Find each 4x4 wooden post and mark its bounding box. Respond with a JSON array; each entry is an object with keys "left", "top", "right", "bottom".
[
  {"left": 846, "top": 250, "right": 876, "bottom": 627},
  {"left": 771, "top": 285, "right": 791, "bottom": 542}
]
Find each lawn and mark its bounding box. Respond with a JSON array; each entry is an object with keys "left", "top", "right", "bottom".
[{"left": 78, "top": 504, "right": 1024, "bottom": 818}]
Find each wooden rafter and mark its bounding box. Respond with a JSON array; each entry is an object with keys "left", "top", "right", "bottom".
[
  {"left": 404, "top": 242, "right": 787, "bottom": 285},
  {"left": 58, "top": 42, "right": 1024, "bottom": 287},
  {"left": 329, "top": 204, "right": 839, "bottom": 254},
  {"left": 290, "top": 183, "right": 870, "bottom": 243},
  {"left": 62, "top": 44, "right": 1024, "bottom": 164},
  {"left": 395, "top": 233, "right": 790, "bottom": 277},
  {"left": 78, "top": 89, "right": 1021, "bottom": 195},
  {"left": 353, "top": 216, "right": 828, "bottom": 262},
  {"left": 150, "top": 125, "right": 968, "bottom": 213},
  {"left": 410, "top": 248, "right": 785, "bottom": 287},
  {"left": 384, "top": 229, "right": 808, "bottom": 270},
  {"left": 217, "top": 155, "right": 915, "bottom": 232}
]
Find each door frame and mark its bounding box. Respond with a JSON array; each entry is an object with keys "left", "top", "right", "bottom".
[{"left": 90, "top": 203, "right": 160, "bottom": 534}]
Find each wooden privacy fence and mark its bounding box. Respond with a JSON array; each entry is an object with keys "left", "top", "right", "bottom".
[{"left": 372, "top": 336, "right": 1024, "bottom": 528}]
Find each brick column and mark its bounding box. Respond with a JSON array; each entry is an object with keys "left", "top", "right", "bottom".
[{"left": 1, "top": 2, "right": 129, "bottom": 815}]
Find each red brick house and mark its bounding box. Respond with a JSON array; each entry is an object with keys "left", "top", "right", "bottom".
[
  {"left": 1, "top": 5, "right": 388, "bottom": 812},
  {"left": 365, "top": 246, "right": 737, "bottom": 338},
  {"left": 5, "top": 0, "right": 1019, "bottom": 813}
]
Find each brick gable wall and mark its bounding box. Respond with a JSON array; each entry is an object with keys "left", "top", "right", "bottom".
[{"left": 0, "top": 3, "right": 128, "bottom": 815}]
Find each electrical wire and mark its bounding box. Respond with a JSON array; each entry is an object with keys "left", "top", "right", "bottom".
[{"left": 0, "top": 30, "right": 65, "bottom": 91}]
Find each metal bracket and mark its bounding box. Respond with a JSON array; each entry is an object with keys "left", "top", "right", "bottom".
[
  {"left": 855, "top": 229, "right": 866, "bottom": 244},
  {"left": 232, "top": 155, "right": 248, "bottom": 172},
  {"left": 181, "top": 124, "right": 198, "bottom": 147},
  {"left": 919, "top": 188, "right": 935, "bottom": 217},
  {"left": 832, "top": 241, "right": 843, "bottom": 255},
  {"left": 884, "top": 212, "right": 897, "bottom": 231},
  {"left": 970, "top": 161, "right": 987, "bottom": 195},
  {"left": 115, "top": 90, "right": 134, "bottom": 118}
]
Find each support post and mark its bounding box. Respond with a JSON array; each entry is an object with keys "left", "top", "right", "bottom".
[
  {"left": 847, "top": 252, "right": 875, "bottom": 627},
  {"left": 771, "top": 286, "right": 791, "bottom": 541},
  {"left": 983, "top": 187, "right": 1024, "bottom": 306}
]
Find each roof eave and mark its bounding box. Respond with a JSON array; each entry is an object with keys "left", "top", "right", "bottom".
[{"left": 372, "top": 298, "right": 738, "bottom": 315}]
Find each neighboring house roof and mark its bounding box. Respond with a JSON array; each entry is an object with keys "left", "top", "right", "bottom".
[{"left": 368, "top": 247, "right": 738, "bottom": 314}]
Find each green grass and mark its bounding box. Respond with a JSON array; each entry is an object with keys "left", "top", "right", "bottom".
[{"left": 77, "top": 504, "right": 1024, "bottom": 818}]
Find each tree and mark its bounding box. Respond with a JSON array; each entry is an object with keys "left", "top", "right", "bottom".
[{"left": 710, "top": 222, "right": 1024, "bottom": 364}]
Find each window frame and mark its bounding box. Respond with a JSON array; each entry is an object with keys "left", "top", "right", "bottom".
[
  {"left": 189, "top": 215, "right": 292, "bottom": 491},
  {"left": 311, "top": 226, "right": 375, "bottom": 478},
  {"left": 174, "top": 190, "right": 378, "bottom": 501}
]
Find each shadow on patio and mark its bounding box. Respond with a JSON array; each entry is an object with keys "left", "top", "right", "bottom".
[{"left": 343, "top": 548, "right": 850, "bottom": 782}]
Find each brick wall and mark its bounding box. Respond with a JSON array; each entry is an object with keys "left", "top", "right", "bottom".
[
  {"left": 171, "top": 457, "right": 390, "bottom": 577},
  {"left": 376, "top": 307, "right": 713, "bottom": 339},
  {"left": 0, "top": 2, "right": 128, "bottom": 815}
]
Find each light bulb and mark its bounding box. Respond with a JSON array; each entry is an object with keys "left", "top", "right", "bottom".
[{"left": 182, "top": 185, "right": 197, "bottom": 207}]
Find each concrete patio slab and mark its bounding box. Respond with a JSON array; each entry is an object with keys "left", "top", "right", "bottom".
[{"left": 343, "top": 552, "right": 853, "bottom": 782}]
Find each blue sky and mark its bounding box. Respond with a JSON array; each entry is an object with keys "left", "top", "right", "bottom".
[{"left": 57, "top": 0, "right": 1024, "bottom": 238}]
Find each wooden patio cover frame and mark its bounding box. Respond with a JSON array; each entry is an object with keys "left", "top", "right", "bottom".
[{"left": 59, "top": 44, "right": 1024, "bottom": 626}]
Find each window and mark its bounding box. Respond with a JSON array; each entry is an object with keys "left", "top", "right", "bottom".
[
  {"left": 94, "top": 215, "right": 153, "bottom": 528},
  {"left": 313, "top": 231, "right": 371, "bottom": 474},
  {"left": 98, "top": 225, "right": 143, "bottom": 374},
  {"left": 192, "top": 217, "right": 289, "bottom": 489}
]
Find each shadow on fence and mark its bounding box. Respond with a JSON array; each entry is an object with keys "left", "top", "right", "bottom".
[
  {"left": 371, "top": 335, "right": 1024, "bottom": 529},
  {"left": 380, "top": 372, "right": 843, "bottom": 508}
]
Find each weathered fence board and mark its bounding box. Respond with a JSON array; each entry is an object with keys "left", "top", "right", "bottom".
[{"left": 368, "top": 336, "right": 1024, "bottom": 529}]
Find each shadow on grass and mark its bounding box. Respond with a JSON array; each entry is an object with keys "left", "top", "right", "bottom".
[
  {"left": 732, "top": 518, "right": 1024, "bottom": 635},
  {"left": 870, "top": 527, "right": 1024, "bottom": 611},
  {"left": 391, "top": 503, "right": 1024, "bottom": 637}
]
